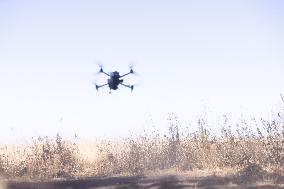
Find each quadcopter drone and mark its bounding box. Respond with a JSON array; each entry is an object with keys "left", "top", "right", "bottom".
[{"left": 94, "top": 65, "right": 136, "bottom": 92}]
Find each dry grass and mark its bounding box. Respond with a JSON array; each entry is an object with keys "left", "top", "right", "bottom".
[
  {"left": 0, "top": 178, "right": 6, "bottom": 189},
  {"left": 0, "top": 134, "right": 81, "bottom": 180},
  {"left": 0, "top": 111, "right": 283, "bottom": 182}
]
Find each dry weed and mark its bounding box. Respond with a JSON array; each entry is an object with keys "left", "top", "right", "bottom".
[{"left": 0, "top": 109, "right": 283, "bottom": 180}]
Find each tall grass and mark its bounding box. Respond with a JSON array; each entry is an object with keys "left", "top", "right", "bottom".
[
  {"left": 0, "top": 134, "right": 81, "bottom": 179},
  {"left": 0, "top": 111, "right": 283, "bottom": 180}
]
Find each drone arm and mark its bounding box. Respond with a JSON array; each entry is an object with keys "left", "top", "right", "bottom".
[
  {"left": 98, "top": 67, "right": 110, "bottom": 76},
  {"left": 120, "top": 68, "right": 134, "bottom": 78},
  {"left": 120, "top": 83, "right": 134, "bottom": 91},
  {"left": 101, "top": 71, "right": 110, "bottom": 76},
  {"left": 119, "top": 72, "right": 131, "bottom": 78},
  {"left": 94, "top": 83, "right": 108, "bottom": 91}
]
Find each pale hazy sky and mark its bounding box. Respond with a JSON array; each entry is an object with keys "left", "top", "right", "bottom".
[{"left": 0, "top": 0, "right": 283, "bottom": 143}]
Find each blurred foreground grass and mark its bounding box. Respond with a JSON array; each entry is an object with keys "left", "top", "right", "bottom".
[{"left": 0, "top": 111, "right": 283, "bottom": 181}]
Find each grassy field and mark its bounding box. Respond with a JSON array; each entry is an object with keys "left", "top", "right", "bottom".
[{"left": 0, "top": 111, "right": 284, "bottom": 188}]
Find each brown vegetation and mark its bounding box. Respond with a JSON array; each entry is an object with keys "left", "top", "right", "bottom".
[{"left": 0, "top": 111, "right": 283, "bottom": 185}]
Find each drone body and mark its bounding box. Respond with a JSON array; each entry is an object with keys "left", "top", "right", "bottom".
[{"left": 94, "top": 66, "right": 135, "bottom": 92}]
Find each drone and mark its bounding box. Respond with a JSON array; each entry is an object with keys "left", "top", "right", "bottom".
[{"left": 94, "top": 65, "right": 136, "bottom": 92}]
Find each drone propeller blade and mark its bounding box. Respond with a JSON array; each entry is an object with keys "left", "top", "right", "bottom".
[
  {"left": 98, "top": 64, "right": 104, "bottom": 73},
  {"left": 92, "top": 82, "right": 99, "bottom": 91},
  {"left": 130, "top": 69, "right": 139, "bottom": 76},
  {"left": 128, "top": 63, "right": 140, "bottom": 76},
  {"left": 129, "top": 63, "right": 134, "bottom": 73},
  {"left": 94, "top": 62, "right": 110, "bottom": 76},
  {"left": 93, "top": 61, "right": 104, "bottom": 74}
]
